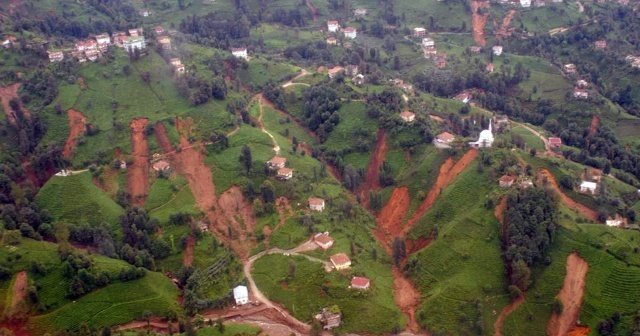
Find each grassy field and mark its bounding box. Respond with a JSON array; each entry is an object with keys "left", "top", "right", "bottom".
[
  {"left": 35, "top": 172, "right": 124, "bottom": 227},
  {"left": 146, "top": 174, "right": 199, "bottom": 224},
  {"left": 510, "top": 125, "right": 546, "bottom": 151}
]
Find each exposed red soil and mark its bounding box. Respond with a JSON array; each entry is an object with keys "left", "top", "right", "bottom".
[
  {"left": 587, "top": 115, "right": 600, "bottom": 138},
  {"left": 538, "top": 169, "right": 598, "bottom": 222},
  {"left": 62, "top": 109, "right": 87, "bottom": 159},
  {"left": 305, "top": 0, "right": 318, "bottom": 21},
  {"left": 404, "top": 149, "right": 478, "bottom": 235},
  {"left": 182, "top": 235, "right": 195, "bottom": 267},
  {"left": 470, "top": 0, "right": 491, "bottom": 47},
  {"left": 405, "top": 235, "right": 433, "bottom": 256},
  {"left": 495, "top": 9, "right": 516, "bottom": 39},
  {"left": 0, "top": 319, "right": 31, "bottom": 336},
  {"left": 128, "top": 118, "right": 150, "bottom": 207},
  {"left": 568, "top": 325, "right": 591, "bottom": 336},
  {"left": 0, "top": 83, "right": 29, "bottom": 125},
  {"left": 493, "top": 295, "right": 524, "bottom": 336},
  {"left": 357, "top": 129, "right": 388, "bottom": 207},
  {"left": 154, "top": 122, "right": 173, "bottom": 152},
  {"left": 8, "top": 271, "right": 28, "bottom": 317},
  {"left": 495, "top": 196, "right": 507, "bottom": 239},
  {"left": 375, "top": 186, "right": 411, "bottom": 252},
  {"left": 546, "top": 253, "right": 589, "bottom": 336},
  {"left": 392, "top": 267, "right": 421, "bottom": 333},
  {"left": 217, "top": 186, "right": 257, "bottom": 255}
]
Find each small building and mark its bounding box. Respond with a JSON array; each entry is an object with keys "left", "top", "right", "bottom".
[
  {"left": 494, "top": 115, "right": 509, "bottom": 128},
  {"left": 594, "top": 40, "right": 607, "bottom": 50},
  {"left": 95, "top": 33, "right": 111, "bottom": 50},
  {"left": 152, "top": 160, "right": 171, "bottom": 173},
  {"left": 123, "top": 36, "right": 146, "bottom": 52},
  {"left": 606, "top": 215, "right": 626, "bottom": 227},
  {"left": 534, "top": 0, "right": 546, "bottom": 7},
  {"left": 413, "top": 27, "right": 427, "bottom": 37},
  {"left": 352, "top": 74, "right": 365, "bottom": 85},
  {"left": 327, "top": 20, "right": 340, "bottom": 33},
  {"left": 233, "top": 285, "right": 249, "bottom": 305},
  {"left": 400, "top": 111, "right": 415, "bottom": 123},
  {"left": 579, "top": 180, "right": 597, "bottom": 194},
  {"left": 470, "top": 46, "right": 482, "bottom": 53},
  {"left": 113, "top": 32, "right": 128, "bottom": 47},
  {"left": 548, "top": 137, "right": 562, "bottom": 148},
  {"left": 157, "top": 36, "right": 172, "bottom": 50},
  {"left": 118, "top": 160, "right": 127, "bottom": 170},
  {"left": 492, "top": 45, "right": 503, "bottom": 56},
  {"left": 330, "top": 253, "right": 351, "bottom": 270},
  {"left": 170, "top": 58, "right": 185, "bottom": 75},
  {"left": 519, "top": 179, "right": 534, "bottom": 189},
  {"left": 140, "top": 9, "right": 150, "bottom": 17},
  {"left": 436, "top": 131, "right": 455, "bottom": 144},
  {"left": 2, "top": 36, "right": 17, "bottom": 49},
  {"left": 520, "top": 0, "right": 532, "bottom": 7},
  {"left": 486, "top": 63, "right": 495, "bottom": 73},
  {"left": 47, "top": 50, "right": 64, "bottom": 63},
  {"left": 422, "top": 37, "right": 435, "bottom": 48},
  {"left": 499, "top": 175, "right": 516, "bottom": 188},
  {"left": 277, "top": 167, "right": 293, "bottom": 180},
  {"left": 326, "top": 37, "right": 337, "bottom": 45},
  {"left": 343, "top": 27, "right": 357, "bottom": 39},
  {"left": 435, "top": 55, "right": 447, "bottom": 68},
  {"left": 154, "top": 26, "right": 165, "bottom": 35},
  {"left": 423, "top": 46, "right": 437, "bottom": 58},
  {"left": 576, "top": 79, "right": 589, "bottom": 89},
  {"left": 85, "top": 49, "right": 100, "bottom": 62},
  {"left": 563, "top": 63, "right": 577, "bottom": 74},
  {"left": 315, "top": 306, "right": 342, "bottom": 330},
  {"left": 328, "top": 66, "right": 345, "bottom": 79},
  {"left": 231, "top": 47, "right": 248, "bottom": 60},
  {"left": 585, "top": 168, "right": 602, "bottom": 182},
  {"left": 354, "top": 8, "right": 367, "bottom": 17},
  {"left": 313, "top": 232, "right": 334, "bottom": 250},
  {"left": 75, "top": 39, "right": 98, "bottom": 52},
  {"left": 308, "top": 197, "right": 326, "bottom": 212},
  {"left": 573, "top": 89, "right": 589, "bottom": 99},
  {"left": 454, "top": 92, "right": 472, "bottom": 104},
  {"left": 129, "top": 28, "right": 141, "bottom": 37},
  {"left": 267, "top": 156, "right": 287, "bottom": 169},
  {"left": 351, "top": 276, "right": 371, "bottom": 290}
]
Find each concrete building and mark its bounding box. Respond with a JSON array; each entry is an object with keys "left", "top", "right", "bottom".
[{"left": 233, "top": 285, "right": 249, "bottom": 305}]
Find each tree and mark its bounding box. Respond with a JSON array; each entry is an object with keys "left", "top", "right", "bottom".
[
  {"left": 239, "top": 145, "right": 252, "bottom": 174},
  {"left": 392, "top": 238, "right": 406, "bottom": 266},
  {"left": 260, "top": 181, "right": 276, "bottom": 204}
]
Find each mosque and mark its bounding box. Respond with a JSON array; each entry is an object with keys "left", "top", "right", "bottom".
[{"left": 468, "top": 120, "right": 494, "bottom": 148}]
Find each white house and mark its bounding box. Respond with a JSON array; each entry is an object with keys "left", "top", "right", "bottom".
[
  {"left": 469, "top": 120, "right": 494, "bottom": 148},
  {"left": 354, "top": 8, "right": 367, "bottom": 17},
  {"left": 520, "top": 0, "right": 532, "bottom": 7},
  {"left": 580, "top": 181, "right": 597, "bottom": 194},
  {"left": 492, "top": 45, "right": 503, "bottom": 56},
  {"left": 95, "top": 34, "right": 111, "bottom": 50},
  {"left": 277, "top": 168, "right": 293, "bottom": 180},
  {"left": 413, "top": 27, "right": 427, "bottom": 37},
  {"left": 436, "top": 132, "right": 455, "bottom": 144},
  {"left": 309, "top": 197, "right": 326, "bottom": 212},
  {"left": 267, "top": 156, "right": 287, "bottom": 169},
  {"left": 327, "top": 20, "right": 340, "bottom": 33},
  {"left": 313, "top": 232, "right": 334, "bottom": 250},
  {"left": 343, "top": 27, "right": 357, "bottom": 39},
  {"left": 233, "top": 285, "right": 249, "bottom": 305},
  {"left": 47, "top": 51, "right": 64, "bottom": 63},
  {"left": 330, "top": 253, "right": 352, "bottom": 270},
  {"left": 422, "top": 38, "right": 435, "bottom": 48},
  {"left": 231, "top": 47, "right": 248, "bottom": 60},
  {"left": 573, "top": 89, "right": 589, "bottom": 99},
  {"left": 123, "top": 36, "right": 146, "bottom": 52},
  {"left": 606, "top": 215, "right": 625, "bottom": 227}
]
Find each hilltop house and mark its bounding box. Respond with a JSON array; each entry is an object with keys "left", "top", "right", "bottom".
[
  {"left": 436, "top": 132, "right": 455, "bottom": 144},
  {"left": 563, "top": 63, "right": 577, "bottom": 74},
  {"left": 152, "top": 160, "right": 171, "bottom": 174},
  {"left": 157, "top": 36, "right": 172, "bottom": 50},
  {"left": 595, "top": 40, "right": 607, "bottom": 50},
  {"left": 233, "top": 285, "right": 249, "bottom": 305},
  {"left": 313, "top": 232, "right": 334, "bottom": 250},
  {"left": 606, "top": 215, "right": 626, "bottom": 227},
  {"left": 231, "top": 47, "right": 248, "bottom": 60},
  {"left": 308, "top": 197, "right": 326, "bottom": 212},
  {"left": 343, "top": 27, "right": 357, "bottom": 39},
  {"left": 277, "top": 167, "right": 293, "bottom": 180},
  {"left": 327, "top": 20, "right": 340, "bottom": 32},
  {"left": 413, "top": 27, "right": 427, "bottom": 37},
  {"left": 354, "top": 8, "right": 367, "bottom": 17},
  {"left": 492, "top": 45, "right": 503, "bottom": 56},
  {"left": 520, "top": 0, "right": 532, "bottom": 7},
  {"left": 330, "top": 253, "right": 351, "bottom": 270},
  {"left": 573, "top": 89, "right": 589, "bottom": 99},
  {"left": 47, "top": 50, "right": 64, "bottom": 63},
  {"left": 579, "top": 180, "right": 598, "bottom": 194},
  {"left": 267, "top": 156, "right": 287, "bottom": 169},
  {"left": 469, "top": 121, "right": 494, "bottom": 148},
  {"left": 422, "top": 37, "right": 435, "bottom": 48},
  {"left": 548, "top": 137, "right": 562, "bottom": 148},
  {"left": 400, "top": 111, "right": 415, "bottom": 122},
  {"left": 123, "top": 36, "right": 146, "bottom": 52},
  {"left": 499, "top": 175, "right": 516, "bottom": 188},
  {"left": 170, "top": 58, "right": 185, "bottom": 75},
  {"left": 350, "top": 276, "right": 371, "bottom": 290},
  {"left": 576, "top": 79, "right": 589, "bottom": 89},
  {"left": 315, "top": 307, "right": 342, "bottom": 330}
]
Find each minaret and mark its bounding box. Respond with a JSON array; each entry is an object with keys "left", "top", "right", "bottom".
[{"left": 489, "top": 119, "right": 492, "bottom": 133}]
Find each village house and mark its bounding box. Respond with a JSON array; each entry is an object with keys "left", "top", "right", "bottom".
[
  {"left": 231, "top": 47, "right": 248, "bottom": 60},
  {"left": 486, "top": 63, "right": 495, "bottom": 73},
  {"left": 118, "top": 160, "right": 127, "bottom": 170},
  {"left": 499, "top": 175, "right": 516, "bottom": 188},
  {"left": 124, "top": 36, "right": 146, "bottom": 52},
  {"left": 85, "top": 49, "right": 100, "bottom": 62},
  {"left": 170, "top": 58, "right": 185, "bottom": 75},
  {"left": 326, "top": 37, "right": 337, "bottom": 45},
  {"left": 308, "top": 197, "right": 326, "bottom": 212},
  {"left": 152, "top": 160, "right": 171, "bottom": 174},
  {"left": 454, "top": 92, "right": 472, "bottom": 104},
  {"left": 267, "top": 156, "right": 287, "bottom": 169},
  {"left": 576, "top": 79, "right": 589, "bottom": 89},
  {"left": 470, "top": 46, "right": 482, "bottom": 53},
  {"left": 327, "top": 20, "right": 340, "bottom": 33},
  {"left": 328, "top": 66, "right": 345, "bottom": 79},
  {"left": 494, "top": 115, "right": 509, "bottom": 129},
  {"left": 354, "top": 8, "right": 367, "bottom": 17},
  {"left": 626, "top": 55, "right": 640, "bottom": 68},
  {"left": 413, "top": 27, "right": 427, "bottom": 37},
  {"left": 2, "top": 36, "right": 17, "bottom": 49},
  {"left": 140, "top": 9, "right": 151, "bottom": 17},
  {"left": 534, "top": 0, "right": 546, "bottom": 7},
  {"left": 350, "top": 276, "right": 371, "bottom": 290},
  {"left": 129, "top": 28, "right": 142, "bottom": 37},
  {"left": 548, "top": 137, "right": 562, "bottom": 148},
  {"left": 400, "top": 111, "right": 416, "bottom": 123},
  {"left": 315, "top": 307, "right": 342, "bottom": 330},
  {"left": 75, "top": 39, "right": 98, "bottom": 52},
  {"left": 352, "top": 74, "right": 365, "bottom": 85},
  {"left": 422, "top": 37, "right": 435, "bottom": 48},
  {"left": 277, "top": 167, "right": 293, "bottom": 180},
  {"left": 47, "top": 50, "right": 64, "bottom": 63},
  {"left": 573, "top": 88, "right": 589, "bottom": 99},
  {"left": 594, "top": 40, "right": 607, "bottom": 50},
  {"left": 95, "top": 33, "right": 111, "bottom": 51},
  {"left": 585, "top": 168, "right": 602, "bottom": 182},
  {"left": 330, "top": 253, "right": 352, "bottom": 270},
  {"left": 157, "top": 36, "right": 172, "bottom": 50},
  {"left": 520, "top": 0, "right": 532, "bottom": 7},
  {"left": 113, "top": 32, "right": 128, "bottom": 47},
  {"left": 563, "top": 63, "right": 577, "bottom": 74},
  {"left": 492, "top": 45, "right": 503, "bottom": 56},
  {"left": 579, "top": 180, "right": 598, "bottom": 194},
  {"left": 519, "top": 179, "right": 534, "bottom": 189},
  {"left": 606, "top": 214, "right": 626, "bottom": 227},
  {"left": 435, "top": 55, "right": 447, "bottom": 68},
  {"left": 391, "top": 78, "right": 414, "bottom": 92},
  {"left": 154, "top": 26, "right": 165, "bottom": 35},
  {"left": 313, "top": 232, "right": 334, "bottom": 250},
  {"left": 343, "top": 27, "right": 357, "bottom": 39},
  {"left": 233, "top": 285, "right": 249, "bottom": 305},
  {"left": 436, "top": 131, "right": 456, "bottom": 144}
]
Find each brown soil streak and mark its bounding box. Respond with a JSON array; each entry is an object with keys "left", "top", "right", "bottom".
[
  {"left": 547, "top": 253, "right": 589, "bottom": 336},
  {"left": 357, "top": 129, "right": 388, "bottom": 207},
  {"left": 183, "top": 235, "right": 195, "bottom": 267},
  {"left": 62, "top": 109, "right": 87, "bottom": 159},
  {"left": 0, "top": 83, "right": 30, "bottom": 125},
  {"left": 128, "top": 118, "right": 150, "bottom": 207},
  {"left": 470, "top": 0, "right": 490, "bottom": 46}
]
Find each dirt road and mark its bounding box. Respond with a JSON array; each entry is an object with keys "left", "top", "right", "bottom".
[
  {"left": 256, "top": 95, "right": 280, "bottom": 154},
  {"left": 493, "top": 295, "right": 524, "bottom": 336},
  {"left": 183, "top": 235, "right": 195, "bottom": 267},
  {"left": 470, "top": 0, "right": 490, "bottom": 46},
  {"left": 128, "top": 118, "right": 150, "bottom": 206},
  {"left": 6, "top": 271, "right": 28, "bottom": 318},
  {"left": 281, "top": 69, "right": 311, "bottom": 88},
  {"left": 0, "top": 83, "right": 30, "bottom": 126},
  {"left": 357, "top": 129, "right": 388, "bottom": 207},
  {"left": 538, "top": 169, "right": 598, "bottom": 222},
  {"left": 546, "top": 253, "right": 589, "bottom": 336},
  {"left": 62, "top": 109, "right": 87, "bottom": 159}
]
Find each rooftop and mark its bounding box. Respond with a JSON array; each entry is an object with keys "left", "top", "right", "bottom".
[{"left": 330, "top": 253, "right": 351, "bottom": 266}]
